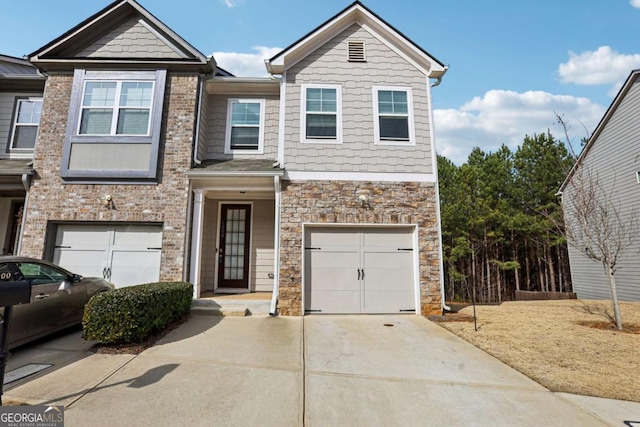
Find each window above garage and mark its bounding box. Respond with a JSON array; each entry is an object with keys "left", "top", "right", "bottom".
[{"left": 61, "top": 69, "right": 167, "bottom": 182}]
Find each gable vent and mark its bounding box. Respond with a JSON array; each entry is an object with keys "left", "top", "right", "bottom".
[{"left": 348, "top": 41, "right": 366, "bottom": 62}]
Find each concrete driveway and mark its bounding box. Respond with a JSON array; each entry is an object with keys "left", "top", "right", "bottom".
[{"left": 5, "top": 315, "right": 638, "bottom": 426}]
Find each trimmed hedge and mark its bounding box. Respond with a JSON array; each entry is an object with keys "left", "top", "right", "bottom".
[{"left": 82, "top": 281, "right": 193, "bottom": 344}]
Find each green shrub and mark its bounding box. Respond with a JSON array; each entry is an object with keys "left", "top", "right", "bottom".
[{"left": 82, "top": 281, "right": 193, "bottom": 344}]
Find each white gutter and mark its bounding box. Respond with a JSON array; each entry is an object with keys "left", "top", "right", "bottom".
[
  {"left": 270, "top": 175, "right": 282, "bottom": 316},
  {"left": 428, "top": 75, "right": 450, "bottom": 313},
  {"left": 16, "top": 173, "right": 31, "bottom": 255},
  {"left": 192, "top": 77, "right": 204, "bottom": 165}
]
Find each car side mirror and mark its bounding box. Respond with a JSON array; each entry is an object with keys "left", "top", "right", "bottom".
[{"left": 71, "top": 274, "right": 83, "bottom": 283}]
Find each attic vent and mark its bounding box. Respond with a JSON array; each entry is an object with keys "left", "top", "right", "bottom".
[{"left": 348, "top": 41, "right": 366, "bottom": 62}]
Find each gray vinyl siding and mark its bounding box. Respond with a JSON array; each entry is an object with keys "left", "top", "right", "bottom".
[
  {"left": 196, "top": 91, "right": 209, "bottom": 161},
  {"left": 201, "top": 199, "right": 275, "bottom": 292},
  {"left": 0, "top": 92, "right": 41, "bottom": 158},
  {"left": 77, "top": 18, "right": 183, "bottom": 59},
  {"left": 202, "top": 94, "right": 279, "bottom": 160},
  {"left": 563, "top": 75, "right": 640, "bottom": 301},
  {"left": 284, "top": 24, "right": 433, "bottom": 174}
]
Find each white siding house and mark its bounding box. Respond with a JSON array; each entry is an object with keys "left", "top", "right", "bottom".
[{"left": 559, "top": 70, "right": 640, "bottom": 301}]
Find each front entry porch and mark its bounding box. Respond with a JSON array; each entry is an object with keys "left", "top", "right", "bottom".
[{"left": 187, "top": 163, "right": 283, "bottom": 301}]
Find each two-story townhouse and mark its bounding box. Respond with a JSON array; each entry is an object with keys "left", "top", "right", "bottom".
[
  {"left": 17, "top": 0, "right": 448, "bottom": 317},
  {"left": 0, "top": 55, "right": 44, "bottom": 256},
  {"left": 188, "top": 1, "right": 448, "bottom": 316},
  {"left": 20, "top": 0, "right": 213, "bottom": 287}
]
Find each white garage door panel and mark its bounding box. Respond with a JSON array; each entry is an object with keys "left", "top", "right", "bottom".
[
  {"left": 53, "top": 224, "right": 162, "bottom": 288},
  {"left": 113, "top": 226, "right": 163, "bottom": 247},
  {"left": 55, "top": 249, "right": 108, "bottom": 280},
  {"left": 362, "top": 252, "right": 413, "bottom": 291},
  {"left": 307, "top": 229, "right": 358, "bottom": 247},
  {"left": 362, "top": 228, "right": 412, "bottom": 248},
  {"left": 110, "top": 250, "right": 161, "bottom": 287},
  {"left": 305, "top": 227, "right": 416, "bottom": 314},
  {"left": 306, "top": 252, "right": 358, "bottom": 291},
  {"left": 307, "top": 290, "right": 361, "bottom": 314}
]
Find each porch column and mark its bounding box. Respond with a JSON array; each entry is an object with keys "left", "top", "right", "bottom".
[{"left": 190, "top": 189, "right": 205, "bottom": 299}]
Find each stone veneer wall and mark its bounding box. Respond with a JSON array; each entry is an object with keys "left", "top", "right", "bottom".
[
  {"left": 21, "top": 73, "right": 199, "bottom": 281},
  {"left": 278, "top": 180, "right": 441, "bottom": 316}
]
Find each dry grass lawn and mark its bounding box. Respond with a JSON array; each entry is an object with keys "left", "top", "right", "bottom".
[{"left": 433, "top": 300, "right": 640, "bottom": 402}]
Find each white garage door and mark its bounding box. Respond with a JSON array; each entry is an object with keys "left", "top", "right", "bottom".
[
  {"left": 53, "top": 224, "right": 162, "bottom": 288},
  {"left": 304, "top": 227, "right": 416, "bottom": 314}
]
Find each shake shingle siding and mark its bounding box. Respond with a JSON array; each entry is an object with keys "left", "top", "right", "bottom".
[
  {"left": 563, "top": 75, "right": 640, "bottom": 301},
  {"left": 284, "top": 24, "right": 432, "bottom": 174}
]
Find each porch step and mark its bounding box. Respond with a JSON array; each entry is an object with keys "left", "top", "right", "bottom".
[{"left": 191, "top": 298, "right": 271, "bottom": 316}]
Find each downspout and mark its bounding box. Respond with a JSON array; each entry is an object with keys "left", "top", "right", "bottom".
[
  {"left": 429, "top": 71, "right": 451, "bottom": 313},
  {"left": 16, "top": 173, "right": 31, "bottom": 255},
  {"left": 270, "top": 175, "right": 281, "bottom": 316},
  {"left": 183, "top": 181, "right": 194, "bottom": 282},
  {"left": 193, "top": 76, "right": 205, "bottom": 166}
]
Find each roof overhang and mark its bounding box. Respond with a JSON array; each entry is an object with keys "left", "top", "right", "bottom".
[
  {"left": 558, "top": 69, "right": 640, "bottom": 194},
  {"left": 205, "top": 76, "right": 280, "bottom": 95},
  {"left": 266, "top": 1, "right": 446, "bottom": 78}
]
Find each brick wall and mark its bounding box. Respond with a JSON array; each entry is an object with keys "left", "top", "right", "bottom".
[
  {"left": 21, "top": 73, "right": 198, "bottom": 281},
  {"left": 278, "top": 180, "right": 442, "bottom": 316}
]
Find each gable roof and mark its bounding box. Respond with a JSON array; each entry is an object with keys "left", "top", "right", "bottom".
[
  {"left": 266, "top": 1, "right": 447, "bottom": 78},
  {"left": 558, "top": 69, "right": 640, "bottom": 193},
  {"left": 29, "top": 0, "right": 213, "bottom": 73}
]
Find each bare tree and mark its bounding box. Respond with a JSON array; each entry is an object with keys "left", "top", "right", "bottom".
[{"left": 556, "top": 113, "right": 639, "bottom": 330}]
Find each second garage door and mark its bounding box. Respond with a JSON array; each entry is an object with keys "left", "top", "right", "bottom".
[
  {"left": 53, "top": 224, "right": 162, "bottom": 288},
  {"left": 304, "top": 227, "right": 416, "bottom": 314}
]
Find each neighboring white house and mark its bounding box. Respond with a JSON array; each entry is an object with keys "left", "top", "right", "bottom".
[{"left": 558, "top": 69, "right": 640, "bottom": 302}]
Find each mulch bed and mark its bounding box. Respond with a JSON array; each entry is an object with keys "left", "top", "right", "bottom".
[
  {"left": 90, "top": 315, "right": 190, "bottom": 355},
  {"left": 576, "top": 320, "right": 640, "bottom": 334}
]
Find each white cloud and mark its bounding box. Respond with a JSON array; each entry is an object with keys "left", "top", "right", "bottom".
[
  {"left": 630, "top": 0, "right": 640, "bottom": 8},
  {"left": 434, "top": 90, "right": 605, "bottom": 164},
  {"left": 558, "top": 46, "right": 640, "bottom": 85},
  {"left": 212, "top": 46, "right": 282, "bottom": 77},
  {"left": 222, "top": 0, "right": 244, "bottom": 7}
]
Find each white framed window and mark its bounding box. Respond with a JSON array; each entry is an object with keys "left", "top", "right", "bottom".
[
  {"left": 10, "top": 98, "right": 43, "bottom": 150},
  {"left": 372, "top": 86, "right": 415, "bottom": 145},
  {"left": 78, "top": 80, "right": 154, "bottom": 136},
  {"left": 224, "top": 99, "right": 266, "bottom": 154},
  {"left": 301, "top": 84, "right": 342, "bottom": 144}
]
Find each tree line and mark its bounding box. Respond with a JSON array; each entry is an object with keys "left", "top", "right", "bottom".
[{"left": 438, "top": 132, "right": 575, "bottom": 303}]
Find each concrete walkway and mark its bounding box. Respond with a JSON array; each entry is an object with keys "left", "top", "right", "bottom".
[{"left": 4, "top": 315, "right": 639, "bottom": 426}]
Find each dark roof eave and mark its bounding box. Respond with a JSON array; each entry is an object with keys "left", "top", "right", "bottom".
[{"left": 31, "top": 58, "right": 213, "bottom": 73}]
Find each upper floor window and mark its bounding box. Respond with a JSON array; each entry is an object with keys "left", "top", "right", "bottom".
[
  {"left": 62, "top": 69, "right": 166, "bottom": 181},
  {"left": 372, "top": 86, "right": 415, "bottom": 145},
  {"left": 224, "top": 99, "right": 265, "bottom": 154},
  {"left": 79, "top": 81, "right": 153, "bottom": 136},
  {"left": 10, "top": 98, "right": 43, "bottom": 150},
  {"left": 301, "top": 84, "right": 342, "bottom": 144}
]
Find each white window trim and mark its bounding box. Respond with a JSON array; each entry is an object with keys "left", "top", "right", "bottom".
[
  {"left": 9, "top": 97, "right": 43, "bottom": 151},
  {"left": 300, "top": 84, "right": 343, "bottom": 144},
  {"left": 224, "top": 98, "right": 266, "bottom": 155},
  {"left": 77, "top": 80, "right": 154, "bottom": 137},
  {"left": 372, "top": 86, "right": 415, "bottom": 146}
]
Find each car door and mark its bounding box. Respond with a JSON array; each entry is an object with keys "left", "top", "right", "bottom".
[
  {"left": 0, "top": 262, "right": 32, "bottom": 346},
  {"left": 14, "top": 261, "right": 87, "bottom": 337}
]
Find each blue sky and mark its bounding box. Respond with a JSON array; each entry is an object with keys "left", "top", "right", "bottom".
[{"left": 2, "top": 0, "right": 640, "bottom": 163}]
